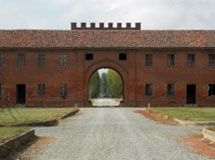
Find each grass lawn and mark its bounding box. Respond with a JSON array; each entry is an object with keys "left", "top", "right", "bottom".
[
  {"left": 149, "top": 108, "right": 215, "bottom": 121},
  {"left": 208, "top": 127, "right": 215, "bottom": 131},
  {"left": 0, "top": 108, "right": 78, "bottom": 125},
  {"left": 0, "top": 127, "right": 30, "bottom": 143}
]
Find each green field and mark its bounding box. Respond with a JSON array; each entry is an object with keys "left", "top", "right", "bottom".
[
  {"left": 150, "top": 108, "right": 215, "bottom": 121},
  {"left": 208, "top": 127, "right": 215, "bottom": 131},
  {"left": 0, "top": 108, "right": 78, "bottom": 125},
  {"left": 0, "top": 127, "right": 30, "bottom": 143}
]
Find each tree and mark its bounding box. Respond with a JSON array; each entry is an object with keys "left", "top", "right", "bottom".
[
  {"left": 107, "top": 69, "right": 123, "bottom": 98},
  {"left": 88, "top": 71, "right": 101, "bottom": 98},
  {"left": 100, "top": 72, "right": 109, "bottom": 97}
]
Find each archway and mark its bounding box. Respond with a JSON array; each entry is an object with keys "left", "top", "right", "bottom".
[{"left": 88, "top": 68, "right": 124, "bottom": 107}]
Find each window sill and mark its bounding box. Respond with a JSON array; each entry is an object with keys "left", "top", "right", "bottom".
[
  {"left": 208, "top": 95, "right": 215, "bottom": 98},
  {"left": 145, "top": 96, "right": 153, "bottom": 98},
  {"left": 144, "top": 66, "right": 153, "bottom": 68},
  {"left": 167, "top": 96, "right": 175, "bottom": 98}
]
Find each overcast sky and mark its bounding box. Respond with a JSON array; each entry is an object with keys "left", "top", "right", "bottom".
[{"left": 0, "top": 0, "right": 214, "bottom": 30}]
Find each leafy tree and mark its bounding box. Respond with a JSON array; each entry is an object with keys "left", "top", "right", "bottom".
[
  {"left": 100, "top": 72, "right": 109, "bottom": 97},
  {"left": 88, "top": 71, "right": 101, "bottom": 98},
  {"left": 107, "top": 69, "right": 123, "bottom": 98}
]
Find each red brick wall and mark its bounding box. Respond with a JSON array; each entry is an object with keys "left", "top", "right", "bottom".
[{"left": 0, "top": 49, "right": 215, "bottom": 107}]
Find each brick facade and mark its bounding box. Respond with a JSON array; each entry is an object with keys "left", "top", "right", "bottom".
[{"left": 0, "top": 23, "right": 215, "bottom": 107}]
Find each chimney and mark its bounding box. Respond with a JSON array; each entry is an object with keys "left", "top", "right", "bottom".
[
  {"left": 71, "top": 22, "right": 77, "bottom": 30},
  {"left": 135, "top": 23, "right": 141, "bottom": 30},
  {"left": 126, "top": 23, "right": 131, "bottom": 29},
  {"left": 99, "top": 23, "right": 104, "bottom": 29},
  {"left": 117, "top": 23, "right": 122, "bottom": 29},
  {"left": 90, "top": 23, "right": 96, "bottom": 29},
  {"left": 108, "top": 23, "right": 113, "bottom": 29},
  {"left": 81, "top": 23, "right": 86, "bottom": 29}
]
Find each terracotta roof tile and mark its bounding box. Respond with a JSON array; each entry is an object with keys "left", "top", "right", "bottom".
[{"left": 0, "top": 30, "right": 215, "bottom": 49}]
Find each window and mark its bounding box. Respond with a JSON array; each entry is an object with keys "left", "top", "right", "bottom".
[
  {"left": 0, "top": 84, "right": 4, "bottom": 97},
  {"left": 208, "top": 84, "right": 215, "bottom": 96},
  {"left": 167, "top": 84, "right": 174, "bottom": 97},
  {"left": 145, "top": 84, "right": 152, "bottom": 97},
  {"left": 119, "top": 53, "right": 127, "bottom": 60},
  {"left": 86, "top": 53, "right": 93, "bottom": 60},
  {"left": 0, "top": 54, "right": 4, "bottom": 67},
  {"left": 188, "top": 54, "right": 195, "bottom": 67},
  {"left": 145, "top": 54, "right": 153, "bottom": 67},
  {"left": 209, "top": 54, "right": 215, "bottom": 67},
  {"left": 167, "top": 54, "right": 175, "bottom": 67},
  {"left": 38, "top": 84, "right": 45, "bottom": 97},
  {"left": 60, "top": 84, "right": 67, "bottom": 98},
  {"left": 38, "top": 54, "right": 45, "bottom": 68},
  {"left": 60, "top": 55, "right": 67, "bottom": 67},
  {"left": 17, "top": 54, "right": 25, "bottom": 67}
]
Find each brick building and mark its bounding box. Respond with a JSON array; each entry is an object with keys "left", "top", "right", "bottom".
[{"left": 0, "top": 22, "right": 215, "bottom": 107}]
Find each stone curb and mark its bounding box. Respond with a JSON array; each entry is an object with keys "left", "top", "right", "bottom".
[
  {"left": 12, "top": 119, "right": 59, "bottom": 127},
  {"left": 0, "top": 129, "right": 36, "bottom": 158},
  {"left": 1, "top": 108, "right": 80, "bottom": 127},
  {"left": 202, "top": 128, "right": 215, "bottom": 143},
  {"left": 60, "top": 109, "right": 80, "bottom": 119},
  {"left": 173, "top": 118, "right": 215, "bottom": 126}
]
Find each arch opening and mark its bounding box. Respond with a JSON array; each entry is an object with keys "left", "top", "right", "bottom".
[{"left": 88, "top": 67, "right": 124, "bottom": 107}]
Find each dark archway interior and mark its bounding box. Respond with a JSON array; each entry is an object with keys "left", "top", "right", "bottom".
[{"left": 88, "top": 67, "right": 124, "bottom": 106}]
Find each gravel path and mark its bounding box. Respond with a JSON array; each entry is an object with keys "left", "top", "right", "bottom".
[
  {"left": 92, "top": 98, "right": 120, "bottom": 106},
  {"left": 31, "top": 108, "right": 207, "bottom": 160}
]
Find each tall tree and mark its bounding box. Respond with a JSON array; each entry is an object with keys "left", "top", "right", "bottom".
[
  {"left": 88, "top": 71, "right": 101, "bottom": 98},
  {"left": 107, "top": 69, "right": 123, "bottom": 98},
  {"left": 100, "top": 72, "right": 108, "bottom": 97}
]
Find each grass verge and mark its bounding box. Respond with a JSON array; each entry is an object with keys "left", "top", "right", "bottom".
[
  {"left": 0, "top": 127, "right": 30, "bottom": 143},
  {"left": 150, "top": 108, "right": 215, "bottom": 121},
  {"left": 0, "top": 108, "right": 78, "bottom": 125},
  {"left": 207, "top": 127, "right": 215, "bottom": 131}
]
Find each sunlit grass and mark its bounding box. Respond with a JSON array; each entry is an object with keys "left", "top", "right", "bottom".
[
  {"left": 0, "top": 108, "right": 78, "bottom": 125},
  {"left": 0, "top": 127, "right": 30, "bottom": 143},
  {"left": 150, "top": 108, "right": 215, "bottom": 121}
]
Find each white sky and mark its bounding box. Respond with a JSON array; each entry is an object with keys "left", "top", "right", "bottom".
[
  {"left": 98, "top": 68, "right": 108, "bottom": 77},
  {"left": 0, "top": 0, "right": 215, "bottom": 30}
]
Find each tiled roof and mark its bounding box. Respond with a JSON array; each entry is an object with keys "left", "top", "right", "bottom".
[{"left": 0, "top": 30, "right": 215, "bottom": 49}]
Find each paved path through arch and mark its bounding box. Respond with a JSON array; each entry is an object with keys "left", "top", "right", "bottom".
[{"left": 28, "top": 108, "right": 207, "bottom": 160}]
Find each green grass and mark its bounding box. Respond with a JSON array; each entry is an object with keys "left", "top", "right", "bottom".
[
  {"left": 0, "top": 127, "right": 30, "bottom": 143},
  {"left": 0, "top": 108, "right": 78, "bottom": 125},
  {"left": 150, "top": 108, "right": 215, "bottom": 121},
  {"left": 208, "top": 127, "right": 215, "bottom": 131}
]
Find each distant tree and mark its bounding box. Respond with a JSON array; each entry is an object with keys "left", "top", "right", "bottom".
[
  {"left": 107, "top": 69, "right": 123, "bottom": 98},
  {"left": 88, "top": 71, "right": 101, "bottom": 98},
  {"left": 100, "top": 72, "right": 109, "bottom": 97}
]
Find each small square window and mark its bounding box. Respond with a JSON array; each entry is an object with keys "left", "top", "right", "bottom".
[
  {"left": 0, "top": 84, "right": 4, "bottom": 97},
  {"left": 60, "top": 84, "right": 67, "bottom": 98},
  {"left": 38, "top": 54, "right": 45, "bottom": 68},
  {"left": 167, "top": 84, "right": 174, "bottom": 97},
  {"left": 208, "top": 84, "right": 215, "bottom": 96},
  {"left": 60, "top": 55, "right": 67, "bottom": 67},
  {"left": 209, "top": 54, "right": 215, "bottom": 67},
  {"left": 145, "top": 84, "right": 152, "bottom": 97},
  {"left": 17, "top": 54, "right": 25, "bottom": 67},
  {"left": 0, "top": 54, "right": 4, "bottom": 67},
  {"left": 167, "top": 54, "right": 175, "bottom": 67},
  {"left": 145, "top": 54, "right": 153, "bottom": 67},
  {"left": 188, "top": 54, "right": 195, "bottom": 67},
  {"left": 38, "top": 84, "right": 45, "bottom": 98},
  {"left": 86, "top": 53, "right": 93, "bottom": 60},
  {"left": 119, "top": 53, "right": 127, "bottom": 60}
]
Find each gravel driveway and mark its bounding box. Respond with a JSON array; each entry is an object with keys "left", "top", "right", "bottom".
[
  {"left": 92, "top": 98, "right": 120, "bottom": 106},
  {"left": 30, "top": 108, "right": 207, "bottom": 160}
]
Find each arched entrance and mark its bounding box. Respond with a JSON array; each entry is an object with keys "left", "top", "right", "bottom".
[
  {"left": 84, "top": 60, "right": 129, "bottom": 107},
  {"left": 88, "top": 68, "right": 124, "bottom": 107}
]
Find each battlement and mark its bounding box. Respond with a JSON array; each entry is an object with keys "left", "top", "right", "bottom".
[{"left": 71, "top": 22, "right": 141, "bottom": 30}]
